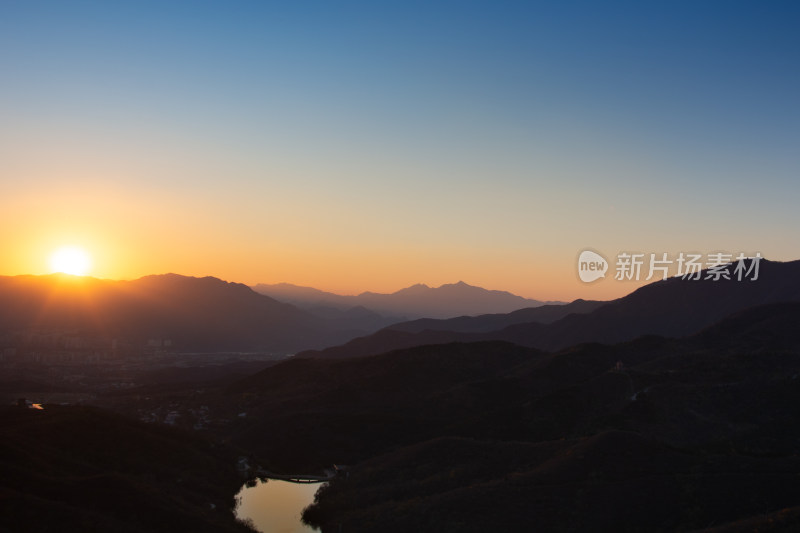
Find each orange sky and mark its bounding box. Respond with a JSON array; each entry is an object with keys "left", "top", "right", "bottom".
[
  {"left": 0, "top": 202, "right": 668, "bottom": 303},
  {"left": 0, "top": 179, "right": 787, "bottom": 302}
]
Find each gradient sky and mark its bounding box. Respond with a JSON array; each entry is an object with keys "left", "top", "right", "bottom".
[{"left": 1, "top": 1, "right": 798, "bottom": 301}]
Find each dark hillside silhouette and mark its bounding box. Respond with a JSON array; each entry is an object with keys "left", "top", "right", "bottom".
[
  {"left": 388, "top": 298, "right": 603, "bottom": 333},
  {"left": 300, "top": 259, "right": 800, "bottom": 358},
  {"left": 0, "top": 273, "right": 352, "bottom": 352},
  {"left": 223, "top": 301, "right": 800, "bottom": 532}
]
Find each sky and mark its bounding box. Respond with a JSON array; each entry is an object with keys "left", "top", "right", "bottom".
[{"left": 1, "top": 1, "right": 798, "bottom": 301}]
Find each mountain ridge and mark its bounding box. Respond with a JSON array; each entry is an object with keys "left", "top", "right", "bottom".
[
  {"left": 253, "top": 280, "right": 563, "bottom": 320},
  {"left": 298, "top": 258, "right": 800, "bottom": 359},
  {"left": 0, "top": 273, "right": 349, "bottom": 353}
]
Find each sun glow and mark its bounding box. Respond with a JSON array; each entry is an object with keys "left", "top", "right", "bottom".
[{"left": 49, "top": 246, "right": 92, "bottom": 276}]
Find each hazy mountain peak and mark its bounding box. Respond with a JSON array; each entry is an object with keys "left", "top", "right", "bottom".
[
  {"left": 393, "top": 283, "right": 431, "bottom": 295},
  {"left": 255, "top": 280, "right": 553, "bottom": 320},
  {"left": 438, "top": 281, "right": 489, "bottom": 291}
]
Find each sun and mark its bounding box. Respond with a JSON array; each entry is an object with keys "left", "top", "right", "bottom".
[{"left": 49, "top": 246, "right": 92, "bottom": 276}]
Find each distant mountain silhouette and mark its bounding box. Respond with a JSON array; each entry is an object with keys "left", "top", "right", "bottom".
[
  {"left": 253, "top": 281, "right": 561, "bottom": 320},
  {"left": 251, "top": 282, "right": 350, "bottom": 309},
  {"left": 0, "top": 273, "right": 352, "bottom": 352},
  {"left": 389, "top": 298, "right": 605, "bottom": 333},
  {"left": 498, "top": 258, "right": 800, "bottom": 350},
  {"left": 298, "top": 259, "right": 800, "bottom": 358}
]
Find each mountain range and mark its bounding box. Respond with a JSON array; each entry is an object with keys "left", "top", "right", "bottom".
[
  {"left": 3, "top": 259, "right": 795, "bottom": 360},
  {"left": 5, "top": 258, "right": 800, "bottom": 531},
  {"left": 0, "top": 273, "right": 347, "bottom": 353},
  {"left": 253, "top": 280, "right": 561, "bottom": 320},
  {"left": 298, "top": 258, "right": 800, "bottom": 358},
  {"left": 0, "top": 275, "right": 564, "bottom": 355}
]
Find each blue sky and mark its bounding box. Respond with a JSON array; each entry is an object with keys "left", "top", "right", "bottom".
[{"left": 1, "top": 1, "right": 798, "bottom": 299}]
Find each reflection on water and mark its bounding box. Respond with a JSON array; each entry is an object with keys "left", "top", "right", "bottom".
[{"left": 235, "top": 478, "right": 321, "bottom": 532}]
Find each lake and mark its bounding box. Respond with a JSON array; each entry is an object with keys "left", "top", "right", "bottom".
[{"left": 235, "top": 478, "right": 322, "bottom": 532}]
